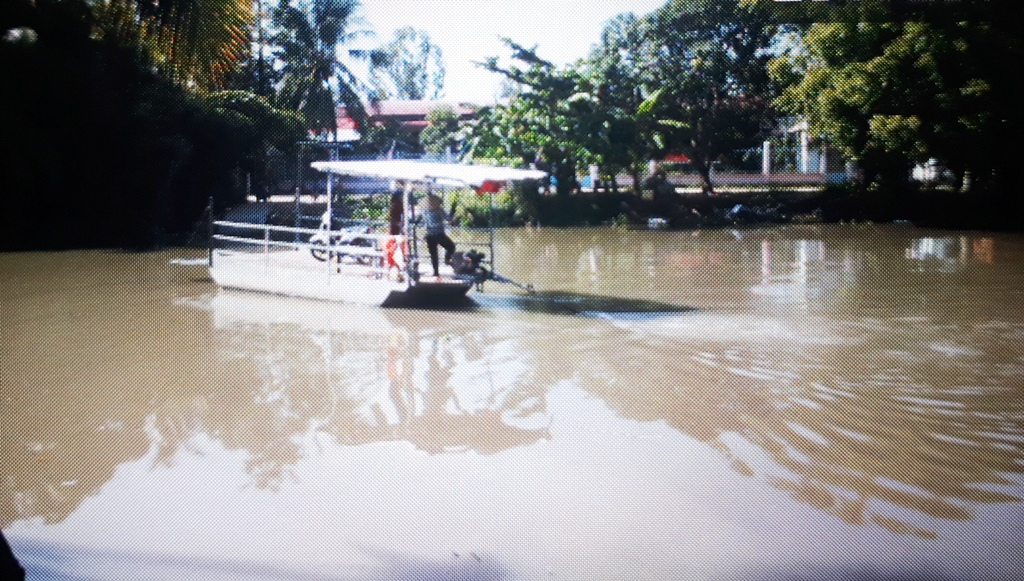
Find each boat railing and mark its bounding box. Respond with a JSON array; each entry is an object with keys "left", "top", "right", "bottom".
[
  {"left": 212, "top": 219, "right": 499, "bottom": 279},
  {"left": 213, "top": 221, "right": 377, "bottom": 247},
  {"left": 211, "top": 220, "right": 393, "bottom": 276}
]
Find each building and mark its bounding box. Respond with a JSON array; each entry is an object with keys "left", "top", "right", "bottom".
[{"left": 335, "top": 100, "right": 478, "bottom": 143}]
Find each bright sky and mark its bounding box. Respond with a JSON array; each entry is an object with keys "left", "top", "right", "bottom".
[{"left": 360, "top": 0, "right": 667, "bottom": 104}]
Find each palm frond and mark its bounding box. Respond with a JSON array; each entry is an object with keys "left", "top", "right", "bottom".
[{"left": 144, "top": 0, "right": 253, "bottom": 90}]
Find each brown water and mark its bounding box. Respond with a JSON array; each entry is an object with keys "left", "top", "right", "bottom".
[{"left": 2, "top": 224, "right": 1022, "bottom": 580}]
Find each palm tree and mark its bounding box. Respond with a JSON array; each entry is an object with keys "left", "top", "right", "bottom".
[
  {"left": 272, "top": 0, "right": 381, "bottom": 139},
  {"left": 91, "top": 0, "right": 252, "bottom": 91}
]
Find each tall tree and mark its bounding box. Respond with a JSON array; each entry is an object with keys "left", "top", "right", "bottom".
[
  {"left": 0, "top": 0, "right": 304, "bottom": 248},
  {"left": 639, "top": 0, "right": 781, "bottom": 194},
  {"left": 206, "top": 90, "right": 306, "bottom": 199},
  {"left": 419, "top": 104, "right": 461, "bottom": 155},
  {"left": 578, "top": 12, "right": 657, "bottom": 193},
  {"left": 471, "top": 38, "right": 583, "bottom": 196},
  {"left": 771, "top": 0, "right": 1023, "bottom": 197},
  {"left": 271, "top": 0, "right": 381, "bottom": 138},
  {"left": 370, "top": 26, "right": 445, "bottom": 100}
]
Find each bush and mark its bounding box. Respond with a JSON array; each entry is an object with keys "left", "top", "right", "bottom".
[
  {"left": 0, "top": 0, "right": 304, "bottom": 249},
  {"left": 449, "top": 187, "right": 533, "bottom": 227}
]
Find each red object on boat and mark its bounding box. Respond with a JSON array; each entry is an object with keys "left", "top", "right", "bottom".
[
  {"left": 475, "top": 180, "right": 505, "bottom": 194},
  {"left": 663, "top": 153, "right": 690, "bottom": 163},
  {"left": 384, "top": 236, "right": 407, "bottom": 268}
]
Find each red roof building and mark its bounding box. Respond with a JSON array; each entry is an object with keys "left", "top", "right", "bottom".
[{"left": 337, "top": 100, "right": 477, "bottom": 140}]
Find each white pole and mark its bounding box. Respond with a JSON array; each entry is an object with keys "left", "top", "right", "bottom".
[
  {"left": 326, "top": 173, "right": 332, "bottom": 281},
  {"left": 326, "top": 172, "right": 332, "bottom": 232},
  {"left": 762, "top": 140, "right": 771, "bottom": 175},
  {"left": 800, "top": 131, "right": 809, "bottom": 174},
  {"left": 404, "top": 181, "right": 416, "bottom": 281}
]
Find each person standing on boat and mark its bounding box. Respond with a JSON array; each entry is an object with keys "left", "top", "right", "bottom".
[
  {"left": 420, "top": 194, "right": 455, "bottom": 278},
  {"left": 384, "top": 190, "right": 408, "bottom": 281}
]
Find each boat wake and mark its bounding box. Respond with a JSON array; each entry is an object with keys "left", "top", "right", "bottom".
[{"left": 472, "top": 291, "right": 694, "bottom": 318}]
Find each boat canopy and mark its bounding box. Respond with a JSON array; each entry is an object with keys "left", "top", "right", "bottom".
[{"left": 310, "top": 160, "right": 548, "bottom": 190}]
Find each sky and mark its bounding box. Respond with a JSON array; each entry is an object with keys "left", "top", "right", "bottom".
[{"left": 359, "top": 0, "right": 667, "bottom": 104}]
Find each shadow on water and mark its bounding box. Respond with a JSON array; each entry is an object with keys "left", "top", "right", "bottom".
[{"left": 386, "top": 289, "right": 695, "bottom": 318}]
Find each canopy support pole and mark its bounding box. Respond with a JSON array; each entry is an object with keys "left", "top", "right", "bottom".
[
  {"left": 489, "top": 192, "right": 496, "bottom": 274},
  {"left": 325, "top": 173, "right": 333, "bottom": 281}
]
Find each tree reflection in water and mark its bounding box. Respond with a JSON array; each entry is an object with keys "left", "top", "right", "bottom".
[
  {"left": 291, "top": 274, "right": 1021, "bottom": 545},
  {"left": 551, "top": 235, "right": 1024, "bottom": 541},
  {"left": 193, "top": 293, "right": 553, "bottom": 489}
]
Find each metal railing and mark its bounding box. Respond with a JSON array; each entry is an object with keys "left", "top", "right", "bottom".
[
  {"left": 212, "top": 220, "right": 391, "bottom": 276},
  {"left": 211, "top": 219, "right": 497, "bottom": 279}
]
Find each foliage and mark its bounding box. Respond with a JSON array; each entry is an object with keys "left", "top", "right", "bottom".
[
  {"left": 771, "top": 0, "right": 1023, "bottom": 195},
  {"left": 271, "top": 0, "right": 380, "bottom": 138},
  {"left": 356, "top": 118, "right": 421, "bottom": 155},
  {"left": 90, "top": 0, "right": 252, "bottom": 91},
  {"left": 447, "top": 188, "right": 531, "bottom": 228},
  {"left": 0, "top": 0, "right": 301, "bottom": 248},
  {"left": 206, "top": 91, "right": 306, "bottom": 150},
  {"left": 639, "top": 0, "right": 781, "bottom": 194},
  {"left": 469, "top": 1, "right": 784, "bottom": 198},
  {"left": 609, "top": 212, "right": 632, "bottom": 229},
  {"left": 205, "top": 90, "right": 307, "bottom": 199},
  {"left": 419, "top": 105, "right": 462, "bottom": 155},
  {"left": 469, "top": 39, "right": 585, "bottom": 196},
  {"left": 577, "top": 12, "right": 657, "bottom": 193},
  {"left": 369, "top": 26, "right": 445, "bottom": 100},
  {"left": 470, "top": 18, "right": 666, "bottom": 197}
]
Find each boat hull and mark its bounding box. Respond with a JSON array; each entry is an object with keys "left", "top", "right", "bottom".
[{"left": 209, "top": 250, "right": 473, "bottom": 306}]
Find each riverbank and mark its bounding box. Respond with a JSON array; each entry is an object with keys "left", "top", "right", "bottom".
[
  {"left": 3, "top": 186, "right": 1020, "bottom": 253},
  {"left": 527, "top": 186, "right": 1024, "bottom": 231},
  {"left": 193, "top": 187, "right": 1023, "bottom": 249}
]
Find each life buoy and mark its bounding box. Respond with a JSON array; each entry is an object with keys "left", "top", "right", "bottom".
[{"left": 384, "top": 235, "right": 407, "bottom": 268}]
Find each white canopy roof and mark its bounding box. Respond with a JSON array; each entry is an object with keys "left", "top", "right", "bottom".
[{"left": 310, "top": 160, "right": 547, "bottom": 188}]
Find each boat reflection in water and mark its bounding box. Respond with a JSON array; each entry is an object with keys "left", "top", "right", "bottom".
[{"left": 206, "top": 291, "right": 552, "bottom": 471}]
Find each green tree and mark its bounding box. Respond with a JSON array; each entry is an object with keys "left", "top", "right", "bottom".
[
  {"left": 370, "top": 26, "right": 445, "bottom": 100},
  {"left": 578, "top": 12, "right": 657, "bottom": 193},
  {"left": 471, "top": 39, "right": 583, "bottom": 196},
  {"left": 206, "top": 90, "right": 306, "bottom": 199},
  {"left": 271, "top": 0, "right": 380, "bottom": 138},
  {"left": 419, "top": 105, "right": 461, "bottom": 155},
  {"left": 639, "top": 0, "right": 781, "bottom": 194},
  {"left": 91, "top": 0, "right": 252, "bottom": 91},
  {"left": 772, "top": 0, "right": 1023, "bottom": 197},
  {"left": 357, "top": 118, "right": 420, "bottom": 155},
  {"left": 0, "top": 0, "right": 304, "bottom": 248}
]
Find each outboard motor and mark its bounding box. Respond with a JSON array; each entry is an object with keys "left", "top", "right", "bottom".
[
  {"left": 450, "top": 249, "right": 487, "bottom": 277},
  {"left": 450, "top": 249, "right": 535, "bottom": 294}
]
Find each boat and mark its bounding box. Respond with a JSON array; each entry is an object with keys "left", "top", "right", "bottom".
[{"left": 208, "top": 160, "right": 547, "bottom": 306}]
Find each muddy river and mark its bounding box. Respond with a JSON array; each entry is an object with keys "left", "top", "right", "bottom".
[{"left": 2, "top": 224, "right": 1022, "bottom": 580}]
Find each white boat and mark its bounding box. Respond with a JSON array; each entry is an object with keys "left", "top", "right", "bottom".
[{"left": 209, "top": 160, "right": 547, "bottom": 306}]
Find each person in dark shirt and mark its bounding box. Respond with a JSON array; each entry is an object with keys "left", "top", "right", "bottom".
[{"left": 421, "top": 194, "right": 455, "bottom": 278}]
